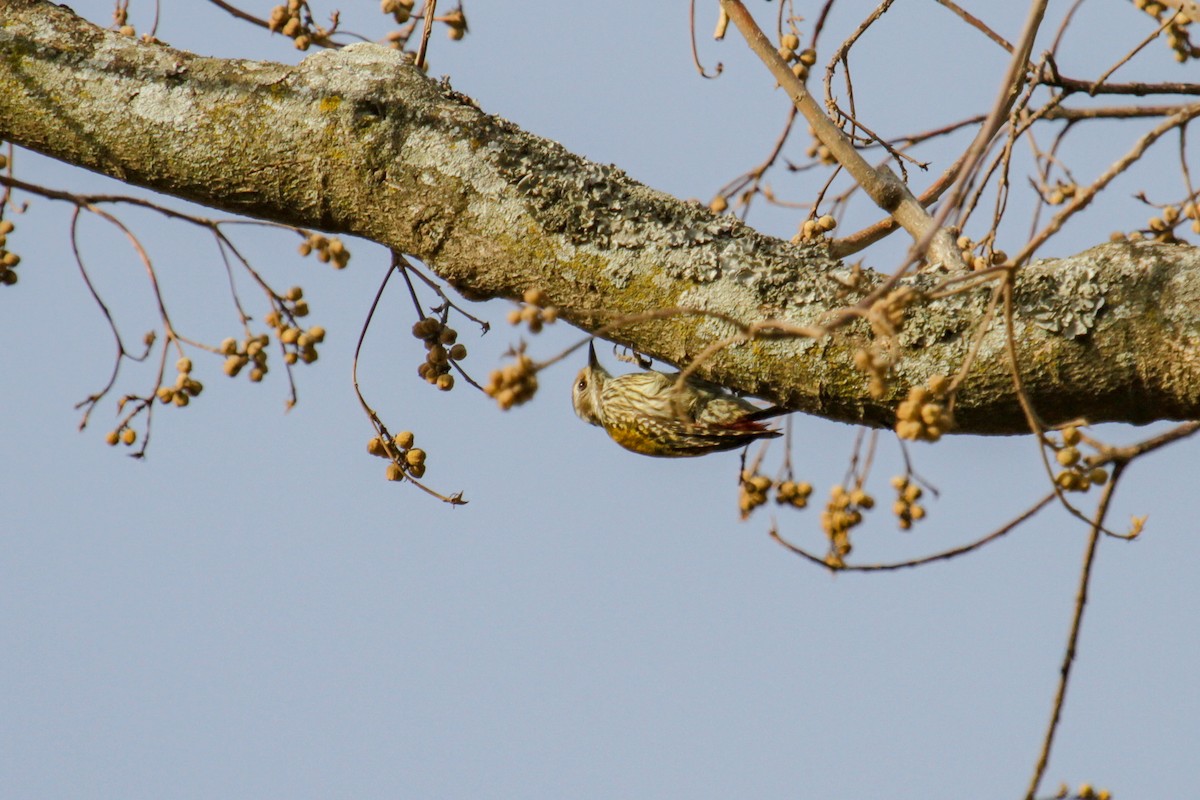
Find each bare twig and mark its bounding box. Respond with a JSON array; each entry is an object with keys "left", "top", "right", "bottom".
[
  {"left": 770, "top": 491, "right": 1056, "bottom": 572},
  {"left": 352, "top": 252, "right": 467, "bottom": 505},
  {"left": 1013, "top": 104, "right": 1200, "bottom": 265},
  {"left": 415, "top": 0, "right": 436, "bottom": 70},
  {"left": 689, "top": 0, "right": 723, "bottom": 78},
  {"left": 1023, "top": 464, "right": 1124, "bottom": 800},
  {"left": 719, "top": 0, "right": 963, "bottom": 269}
]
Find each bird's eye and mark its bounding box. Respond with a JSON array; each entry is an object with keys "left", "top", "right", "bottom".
[{"left": 577, "top": 378, "right": 587, "bottom": 391}]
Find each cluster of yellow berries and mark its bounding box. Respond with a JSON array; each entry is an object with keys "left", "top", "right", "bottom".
[
  {"left": 485, "top": 350, "right": 538, "bottom": 410},
  {"left": 806, "top": 124, "right": 837, "bottom": 165},
  {"left": 821, "top": 485, "right": 875, "bottom": 568},
  {"left": 0, "top": 154, "right": 14, "bottom": 287},
  {"left": 368, "top": 430, "right": 428, "bottom": 480},
  {"left": 890, "top": 475, "right": 926, "bottom": 530},
  {"left": 776, "top": 479, "right": 814, "bottom": 509},
  {"left": 105, "top": 427, "right": 138, "bottom": 447},
  {"left": 738, "top": 472, "right": 772, "bottom": 518},
  {"left": 1112, "top": 202, "right": 1200, "bottom": 245},
  {"left": 796, "top": 214, "right": 838, "bottom": 242},
  {"left": 1052, "top": 426, "right": 1109, "bottom": 492},
  {"left": 268, "top": 0, "right": 330, "bottom": 50},
  {"left": 411, "top": 317, "right": 466, "bottom": 391},
  {"left": 1054, "top": 782, "right": 1112, "bottom": 800},
  {"left": 297, "top": 233, "right": 350, "bottom": 269},
  {"left": 738, "top": 472, "right": 815, "bottom": 518},
  {"left": 441, "top": 8, "right": 468, "bottom": 40},
  {"left": 0, "top": 218, "right": 18, "bottom": 287},
  {"left": 280, "top": 285, "right": 309, "bottom": 319},
  {"left": 155, "top": 357, "right": 205, "bottom": 408},
  {"left": 111, "top": 5, "right": 136, "bottom": 37},
  {"left": 868, "top": 286, "right": 915, "bottom": 337},
  {"left": 265, "top": 294, "right": 325, "bottom": 366},
  {"left": 1045, "top": 181, "right": 1078, "bottom": 206},
  {"left": 221, "top": 334, "right": 272, "bottom": 382},
  {"left": 777, "top": 33, "right": 817, "bottom": 81},
  {"left": 380, "top": 0, "right": 415, "bottom": 22},
  {"left": 1145, "top": 204, "right": 1189, "bottom": 243},
  {"left": 1134, "top": 0, "right": 1198, "bottom": 61},
  {"left": 380, "top": 2, "right": 467, "bottom": 44},
  {"left": 955, "top": 235, "right": 1008, "bottom": 271},
  {"left": 895, "top": 376, "right": 954, "bottom": 442},
  {"left": 507, "top": 288, "right": 558, "bottom": 334},
  {"left": 852, "top": 347, "right": 892, "bottom": 400}
]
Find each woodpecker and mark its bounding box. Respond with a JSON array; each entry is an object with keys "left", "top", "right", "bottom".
[{"left": 571, "top": 343, "right": 785, "bottom": 457}]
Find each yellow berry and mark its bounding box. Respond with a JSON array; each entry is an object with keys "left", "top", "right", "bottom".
[
  {"left": 920, "top": 403, "right": 943, "bottom": 426},
  {"left": 120, "top": 428, "right": 137, "bottom": 445},
  {"left": 1056, "top": 446, "right": 1080, "bottom": 466}
]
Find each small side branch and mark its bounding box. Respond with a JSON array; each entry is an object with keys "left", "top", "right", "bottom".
[{"left": 718, "top": 0, "right": 964, "bottom": 270}]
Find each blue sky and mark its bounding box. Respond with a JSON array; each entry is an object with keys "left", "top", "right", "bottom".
[{"left": 3, "top": 2, "right": 1198, "bottom": 798}]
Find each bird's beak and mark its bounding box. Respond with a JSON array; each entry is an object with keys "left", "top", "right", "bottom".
[{"left": 588, "top": 340, "right": 598, "bottom": 368}]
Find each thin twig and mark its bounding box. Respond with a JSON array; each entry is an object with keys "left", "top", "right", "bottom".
[
  {"left": 770, "top": 491, "right": 1056, "bottom": 572},
  {"left": 415, "top": 0, "right": 436, "bottom": 70},
  {"left": 719, "top": 0, "right": 962, "bottom": 269},
  {"left": 353, "top": 252, "right": 466, "bottom": 505},
  {"left": 1013, "top": 103, "right": 1200, "bottom": 265},
  {"left": 1023, "top": 464, "right": 1124, "bottom": 800},
  {"left": 689, "top": 0, "right": 723, "bottom": 78}
]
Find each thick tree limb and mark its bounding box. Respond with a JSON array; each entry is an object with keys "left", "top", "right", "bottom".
[{"left": 2, "top": 0, "right": 1200, "bottom": 433}]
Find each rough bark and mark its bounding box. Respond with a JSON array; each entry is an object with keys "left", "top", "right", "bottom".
[{"left": 2, "top": 0, "right": 1199, "bottom": 433}]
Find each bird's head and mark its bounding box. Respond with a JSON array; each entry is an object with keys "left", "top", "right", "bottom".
[{"left": 572, "top": 341, "right": 609, "bottom": 427}]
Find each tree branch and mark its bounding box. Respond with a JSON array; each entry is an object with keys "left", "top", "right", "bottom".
[{"left": 3, "top": 0, "right": 1200, "bottom": 433}]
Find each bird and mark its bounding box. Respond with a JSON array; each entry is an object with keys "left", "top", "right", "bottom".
[{"left": 571, "top": 342, "right": 786, "bottom": 457}]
